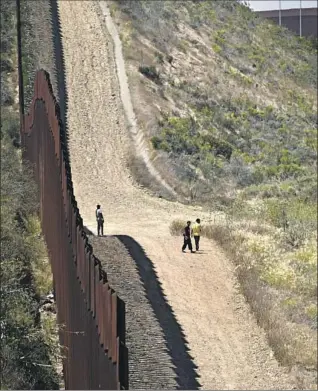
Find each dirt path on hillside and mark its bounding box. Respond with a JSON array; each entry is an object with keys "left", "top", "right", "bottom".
[{"left": 57, "top": 1, "right": 295, "bottom": 389}]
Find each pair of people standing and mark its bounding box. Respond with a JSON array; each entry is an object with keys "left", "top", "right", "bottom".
[
  {"left": 182, "top": 219, "right": 201, "bottom": 253},
  {"left": 96, "top": 204, "right": 104, "bottom": 236}
]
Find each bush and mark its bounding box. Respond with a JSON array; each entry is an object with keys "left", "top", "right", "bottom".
[
  {"left": 169, "top": 219, "right": 185, "bottom": 236},
  {"left": 138, "top": 65, "right": 161, "bottom": 83},
  {"left": 1, "top": 106, "right": 20, "bottom": 146},
  {"left": 262, "top": 199, "right": 317, "bottom": 248}
]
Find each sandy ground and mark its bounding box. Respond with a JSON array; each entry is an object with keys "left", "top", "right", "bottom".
[{"left": 58, "top": 1, "right": 295, "bottom": 389}]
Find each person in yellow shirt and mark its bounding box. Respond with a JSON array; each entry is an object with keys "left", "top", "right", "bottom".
[{"left": 191, "top": 218, "right": 202, "bottom": 251}]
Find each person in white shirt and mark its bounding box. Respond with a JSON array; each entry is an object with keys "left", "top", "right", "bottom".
[{"left": 95, "top": 204, "right": 104, "bottom": 236}]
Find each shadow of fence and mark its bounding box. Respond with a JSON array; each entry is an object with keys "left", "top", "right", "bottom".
[{"left": 116, "top": 235, "right": 201, "bottom": 390}]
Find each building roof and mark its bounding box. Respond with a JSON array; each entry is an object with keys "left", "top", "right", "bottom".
[{"left": 257, "top": 7, "right": 318, "bottom": 17}]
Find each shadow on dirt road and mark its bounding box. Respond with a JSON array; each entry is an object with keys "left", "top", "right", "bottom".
[{"left": 116, "top": 234, "right": 201, "bottom": 390}]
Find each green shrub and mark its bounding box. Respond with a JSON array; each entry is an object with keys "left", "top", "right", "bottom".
[
  {"left": 212, "top": 43, "right": 222, "bottom": 53},
  {"left": 214, "top": 29, "right": 227, "bottom": 46},
  {"left": 138, "top": 65, "right": 161, "bottom": 83},
  {"left": 155, "top": 51, "right": 164, "bottom": 65},
  {"left": 1, "top": 107, "right": 20, "bottom": 147}
]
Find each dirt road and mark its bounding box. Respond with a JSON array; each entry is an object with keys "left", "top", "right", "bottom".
[{"left": 58, "top": 1, "right": 294, "bottom": 389}]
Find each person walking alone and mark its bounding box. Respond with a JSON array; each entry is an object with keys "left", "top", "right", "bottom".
[
  {"left": 182, "top": 221, "right": 195, "bottom": 253},
  {"left": 192, "top": 218, "right": 202, "bottom": 251},
  {"left": 95, "top": 204, "right": 104, "bottom": 236}
]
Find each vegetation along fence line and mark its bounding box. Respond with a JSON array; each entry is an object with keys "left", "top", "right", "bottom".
[{"left": 19, "top": 69, "right": 129, "bottom": 390}]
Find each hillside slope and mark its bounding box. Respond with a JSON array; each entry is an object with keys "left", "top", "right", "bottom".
[
  {"left": 57, "top": 1, "right": 297, "bottom": 389},
  {"left": 109, "top": 0, "right": 317, "bottom": 201}
]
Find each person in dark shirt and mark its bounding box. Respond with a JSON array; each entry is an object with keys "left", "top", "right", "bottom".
[{"left": 182, "top": 221, "right": 195, "bottom": 253}]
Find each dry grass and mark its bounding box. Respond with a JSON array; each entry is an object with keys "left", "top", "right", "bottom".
[
  {"left": 170, "top": 217, "right": 317, "bottom": 388},
  {"left": 25, "top": 215, "right": 53, "bottom": 297},
  {"left": 40, "top": 311, "right": 64, "bottom": 388}
]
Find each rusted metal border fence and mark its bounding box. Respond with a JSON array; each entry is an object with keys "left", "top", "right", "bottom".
[{"left": 20, "top": 69, "right": 128, "bottom": 389}]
